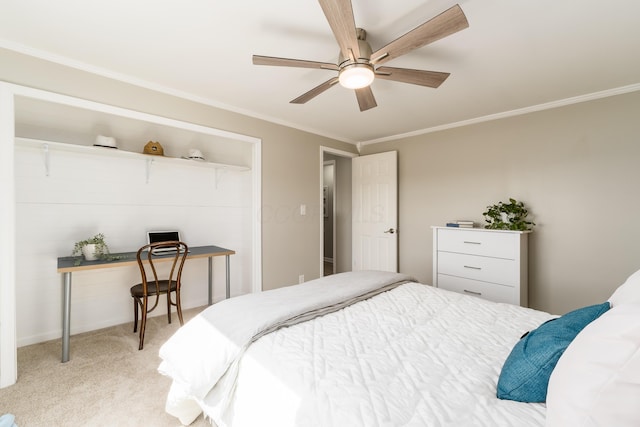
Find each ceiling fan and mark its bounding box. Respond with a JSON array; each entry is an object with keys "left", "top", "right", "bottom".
[{"left": 252, "top": 1, "right": 469, "bottom": 112}]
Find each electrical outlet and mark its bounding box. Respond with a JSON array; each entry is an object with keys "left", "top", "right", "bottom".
[
  {"left": 300, "top": 204, "right": 306, "bottom": 216},
  {"left": 298, "top": 274, "right": 305, "bottom": 284}
]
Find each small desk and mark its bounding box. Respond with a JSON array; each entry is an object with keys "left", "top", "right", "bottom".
[{"left": 57, "top": 245, "right": 235, "bottom": 362}]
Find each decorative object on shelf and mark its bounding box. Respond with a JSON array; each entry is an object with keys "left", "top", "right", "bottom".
[
  {"left": 183, "top": 148, "right": 205, "bottom": 161},
  {"left": 483, "top": 198, "right": 535, "bottom": 231},
  {"left": 143, "top": 140, "right": 164, "bottom": 156},
  {"left": 93, "top": 135, "right": 118, "bottom": 149},
  {"left": 446, "top": 220, "right": 474, "bottom": 228}
]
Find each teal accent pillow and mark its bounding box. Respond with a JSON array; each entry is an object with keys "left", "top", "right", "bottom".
[{"left": 497, "top": 302, "right": 610, "bottom": 402}]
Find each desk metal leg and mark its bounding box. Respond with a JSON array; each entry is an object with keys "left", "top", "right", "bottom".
[
  {"left": 62, "top": 272, "right": 72, "bottom": 363},
  {"left": 226, "top": 254, "right": 230, "bottom": 299},
  {"left": 208, "top": 255, "right": 231, "bottom": 304},
  {"left": 208, "top": 256, "right": 213, "bottom": 306}
]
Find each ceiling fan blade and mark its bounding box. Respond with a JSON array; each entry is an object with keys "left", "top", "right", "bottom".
[
  {"left": 355, "top": 86, "right": 377, "bottom": 111},
  {"left": 370, "top": 4, "right": 469, "bottom": 65},
  {"left": 253, "top": 55, "right": 339, "bottom": 71},
  {"left": 375, "top": 66, "right": 450, "bottom": 88},
  {"left": 318, "top": 0, "right": 360, "bottom": 60},
  {"left": 290, "top": 77, "right": 340, "bottom": 104}
]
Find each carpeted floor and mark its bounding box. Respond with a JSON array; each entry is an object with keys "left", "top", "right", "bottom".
[{"left": 0, "top": 307, "right": 213, "bottom": 427}]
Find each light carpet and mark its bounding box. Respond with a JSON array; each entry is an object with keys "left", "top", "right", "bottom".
[{"left": 0, "top": 307, "right": 213, "bottom": 427}]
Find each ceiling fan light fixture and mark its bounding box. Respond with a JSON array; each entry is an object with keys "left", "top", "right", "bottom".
[{"left": 338, "top": 63, "right": 375, "bottom": 89}]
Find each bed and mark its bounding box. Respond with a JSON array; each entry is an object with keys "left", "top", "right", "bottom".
[{"left": 158, "top": 270, "right": 640, "bottom": 427}]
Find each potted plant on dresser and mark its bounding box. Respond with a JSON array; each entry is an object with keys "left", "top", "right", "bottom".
[{"left": 483, "top": 198, "right": 536, "bottom": 231}]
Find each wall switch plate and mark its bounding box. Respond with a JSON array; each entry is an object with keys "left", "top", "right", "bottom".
[
  {"left": 300, "top": 204, "right": 306, "bottom": 215},
  {"left": 298, "top": 274, "right": 304, "bottom": 283}
]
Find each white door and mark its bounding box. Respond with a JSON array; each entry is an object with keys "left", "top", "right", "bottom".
[{"left": 352, "top": 151, "right": 398, "bottom": 272}]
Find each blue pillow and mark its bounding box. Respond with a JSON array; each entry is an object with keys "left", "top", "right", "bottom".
[{"left": 496, "top": 302, "right": 610, "bottom": 402}]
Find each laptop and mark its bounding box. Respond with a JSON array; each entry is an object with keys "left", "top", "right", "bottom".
[{"left": 146, "top": 230, "right": 185, "bottom": 254}]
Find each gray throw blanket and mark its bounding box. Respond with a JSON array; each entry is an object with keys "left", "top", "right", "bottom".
[{"left": 158, "top": 270, "right": 415, "bottom": 424}]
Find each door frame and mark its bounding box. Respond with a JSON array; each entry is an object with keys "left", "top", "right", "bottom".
[
  {"left": 0, "top": 84, "right": 17, "bottom": 388},
  {"left": 319, "top": 146, "right": 358, "bottom": 277}
]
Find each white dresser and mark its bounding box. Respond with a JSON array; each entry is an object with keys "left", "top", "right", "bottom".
[{"left": 432, "top": 226, "right": 529, "bottom": 306}]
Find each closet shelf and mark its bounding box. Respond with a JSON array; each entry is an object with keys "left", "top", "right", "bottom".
[{"left": 15, "top": 137, "right": 250, "bottom": 172}]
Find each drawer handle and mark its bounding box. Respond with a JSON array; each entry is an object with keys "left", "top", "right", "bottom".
[
  {"left": 463, "top": 265, "right": 481, "bottom": 270},
  {"left": 463, "top": 241, "right": 481, "bottom": 245},
  {"left": 464, "top": 289, "right": 482, "bottom": 296}
]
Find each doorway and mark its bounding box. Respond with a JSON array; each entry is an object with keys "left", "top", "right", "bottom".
[
  {"left": 320, "top": 147, "right": 357, "bottom": 277},
  {"left": 323, "top": 160, "right": 336, "bottom": 275}
]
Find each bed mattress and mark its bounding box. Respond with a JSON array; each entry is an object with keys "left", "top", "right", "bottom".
[{"left": 160, "top": 273, "right": 553, "bottom": 426}]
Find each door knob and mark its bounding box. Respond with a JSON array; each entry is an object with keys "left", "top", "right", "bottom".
[{"left": 384, "top": 228, "right": 396, "bottom": 234}]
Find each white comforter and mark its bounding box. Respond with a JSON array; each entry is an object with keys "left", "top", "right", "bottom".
[{"left": 159, "top": 272, "right": 553, "bottom": 426}]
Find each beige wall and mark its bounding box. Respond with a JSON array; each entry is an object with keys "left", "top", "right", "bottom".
[
  {"left": 0, "top": 48, "right": 358, "bottom": 293},
  {"left": 361, "top": 91, "right": 640, "bottom": 314}
]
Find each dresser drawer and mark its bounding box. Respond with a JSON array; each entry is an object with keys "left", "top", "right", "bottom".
[
  {"left": 437, "top": 251, "right": 518, "bottom": 286},
  {"left": 437, "top": 274, "right": 517, "bottom": 304},
  {"left": 437, "top": 228, "right": 517, "bottom": 259}
]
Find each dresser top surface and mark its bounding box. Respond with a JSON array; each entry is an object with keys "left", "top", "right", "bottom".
[{"left": 431, "top": 226, "right": 531, "bottom": 234}]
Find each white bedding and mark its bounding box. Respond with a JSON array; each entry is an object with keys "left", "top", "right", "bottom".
[{"left": 159, "top": 272, "right": 554, "bottom": 426}]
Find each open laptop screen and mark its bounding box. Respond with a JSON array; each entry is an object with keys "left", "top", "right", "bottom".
[
  {"left": 147, "top": 230, "right": 180, "bottom": 246},
  {"left": 146, "top": 230, "right": 183, "bottom": 254}
]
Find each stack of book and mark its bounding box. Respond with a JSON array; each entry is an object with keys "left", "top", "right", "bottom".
[{"left": 446, "top": 220, "right": 475, "bottom": 228}]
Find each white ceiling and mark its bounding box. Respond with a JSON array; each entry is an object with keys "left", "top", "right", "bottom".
[{"left": 1, "top": 0, "right": 639, "bottom": 145}]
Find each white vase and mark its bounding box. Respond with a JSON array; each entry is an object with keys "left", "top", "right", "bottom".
[{"left": 82, "top": 244, "right": 98, "bottom": 261}]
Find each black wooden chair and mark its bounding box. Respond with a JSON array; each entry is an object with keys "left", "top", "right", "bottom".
[{"left": 130, "top": 241, "right": 188, "bottom": 350}]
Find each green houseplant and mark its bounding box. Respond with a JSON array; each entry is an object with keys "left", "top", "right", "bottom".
[
  {"left": 72, "top": 233, "right": 111, "bottom": 261},
  {"left": 483, "top": 198, "right": 535, "bottom": 231}
]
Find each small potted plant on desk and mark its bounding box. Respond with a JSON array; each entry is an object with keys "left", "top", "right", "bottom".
[
  {"left": 72, "top": 233, "right": 124, "bottom": 266},
  {"left": 72, "top": 233, "right": 109, "bottom": 261}
]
